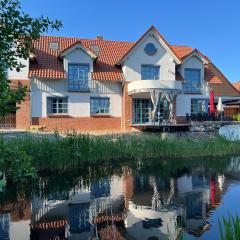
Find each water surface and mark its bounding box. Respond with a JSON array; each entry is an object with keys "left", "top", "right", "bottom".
[{"left": 1, "top": 157, "right": 240, "bottom": 240}]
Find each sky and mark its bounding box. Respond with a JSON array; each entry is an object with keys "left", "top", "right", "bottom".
[{"left": 21, "top": 0, "right": 240, "bottom": 83}]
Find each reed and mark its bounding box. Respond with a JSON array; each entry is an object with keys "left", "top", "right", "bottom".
[
  {"left": 2, "top": 133, "right": 240, "bottom": 172},
  {"left": 219, "top": 215, "right": 240, "bottom": 240}
]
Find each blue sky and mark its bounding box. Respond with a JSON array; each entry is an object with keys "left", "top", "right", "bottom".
[{"left": 21, "top": 0, "right": 240, "bottom": 83}]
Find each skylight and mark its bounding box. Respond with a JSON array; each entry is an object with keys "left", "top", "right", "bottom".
[
  {"left": 49, "top": 42, "right": 59, "bottom": 51},
  {"left": 90, "top": 45, "right": 100, "bottom": 55}
]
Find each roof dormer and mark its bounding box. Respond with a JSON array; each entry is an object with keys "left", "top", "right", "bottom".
[{"left": 60, "top": 41, "right": 97, "bottom": 60}]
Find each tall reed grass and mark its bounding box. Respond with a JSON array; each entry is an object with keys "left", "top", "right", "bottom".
[
  {"left": 219, "top": 215, "right": 240, "bottom": 240},
  {"left": 3, "top": 134, "right": 240, "bottom": 171}
]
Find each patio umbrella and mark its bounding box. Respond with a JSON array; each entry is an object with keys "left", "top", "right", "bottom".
[
  {"left": 217, "top": 97, "right": 224, "bottom": 112},
  {"left": 217, "top": 97, "right": 224, "bottom": 120},
  {"left": 209, "top": 89, "right": 215, "bottom": 114}
]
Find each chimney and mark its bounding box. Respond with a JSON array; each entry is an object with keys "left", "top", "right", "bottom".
[{"left": 96, "top": 35, "right": 103, "bottom": 41}]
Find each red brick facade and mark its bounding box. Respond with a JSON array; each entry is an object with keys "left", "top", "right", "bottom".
[
  {"left": 32, "top": 116, "right": 121, "bottom": 132},
  {"left": 122, "top": 82, "right": 133, "bottom": 131},
  {"left": 11, "top": 80, "right": 31, "bottom": 129},
  {"left": 175, "top": 116, "right": 188, "bottom": 124}
]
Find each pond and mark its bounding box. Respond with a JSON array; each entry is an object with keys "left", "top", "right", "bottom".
[{"left": 1, "top": 156, "right": 240, "bottom": 240}]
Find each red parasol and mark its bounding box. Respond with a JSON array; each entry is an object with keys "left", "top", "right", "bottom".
[{"left": 209, "top": 89, "right": 215, "bottom": 114}]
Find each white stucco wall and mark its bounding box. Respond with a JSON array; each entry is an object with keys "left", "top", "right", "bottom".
[
  {"left": 7, "top": 57, "right": 29, "bottom": 80},
  {"left": 122, "top": 34, "right": 176, "bottom": 81},
  {"left": 31, "top": 78, "right": 122, "bottom": 118},
  {"left": 175, "top": 56, "right": 208, "bottom": 116},
  {"left": 31, "top": 47, "right": 122, "bottom": 118},
  {"left": 176, "top": 94, "right": 208, "bottom": 116}
]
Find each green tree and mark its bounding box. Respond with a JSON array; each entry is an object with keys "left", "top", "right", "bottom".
[
  {"left": 0, "top": 0, "right": 62, "bottom": 116},
  {"left": 0, "top": 0, "right": 62, "bottom": 189}
]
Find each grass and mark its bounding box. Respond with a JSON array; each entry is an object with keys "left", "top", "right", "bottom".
[
  {"left": 2, "top": 133, "right": 240, "bottom": 171},
  {"left": 219, "top": 215, "right": 240, "bottom": 240}
]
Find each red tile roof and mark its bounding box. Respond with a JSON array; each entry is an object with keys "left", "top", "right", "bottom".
[
  {"left": 233, "top": 81, "right": 240, "bottom": 91},
  {"left": 28, "top": 33, "right": 223, "bottom": 85},
  {"left": 171, "top": 45, "right": 194, "bottom": 60},
  {"left": 29, "top": 36, "right": 134, "bottom": 81},
  {"left": 204, "top": 65, "right": 222, "bottom": 84}
]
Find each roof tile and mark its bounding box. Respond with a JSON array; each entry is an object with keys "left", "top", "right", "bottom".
[{"left": 28, "top": 35, "right": 226, "bottom": 86}]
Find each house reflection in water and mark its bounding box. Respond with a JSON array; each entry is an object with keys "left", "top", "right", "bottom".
[
  {"left": 1, "top": 163, "right": 239, "bottom": 240},
  {"left": 0, "top": 213, "right": 10, "bottom": 240},
  {"left": 0, "top": 200, "right": 31, "bottom": 240},
  {"left": 29, "top": 176, "right": 125, "bottom": 240}
]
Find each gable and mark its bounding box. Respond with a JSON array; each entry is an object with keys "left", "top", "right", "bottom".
[
  {"left": 60, "top": 41, "right": 97, "bottom": 59},
  {"left": 122, "top": 34, "right": 177, "bottom": 81},
  {"left": 117, "top": 26, "right": 181, "bottom": 65},
  {"left": 62, "top": 48, "right": 94, "bottom": 77}
]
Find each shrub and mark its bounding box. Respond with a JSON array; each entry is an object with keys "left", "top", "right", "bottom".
[
  {"left": 233, "top": 114, "right": 240, "bottom": 121},
  {"left": 0, "top": 139, "right": 36, "bottom": 183}
]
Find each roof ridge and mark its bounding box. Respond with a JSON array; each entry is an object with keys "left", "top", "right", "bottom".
[
  {"left": 40, "top": 35, "right": 134, "bottom": 44},
  {"left": 39, "top": 35, "right": 197, "bottom": 49}
]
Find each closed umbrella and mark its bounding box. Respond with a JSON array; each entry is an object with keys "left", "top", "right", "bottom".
[
  {"left": 217, "top": 97, "right": 224, "bottom": 112},
  {"left": 217, "top": 97, "right": 224, "bottom": 120},
  {"left": 209, "top": 90, "right": 215, "bottom": 114}
]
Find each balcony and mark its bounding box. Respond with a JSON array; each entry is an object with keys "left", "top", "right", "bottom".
[
  {"left": 68, "top": 73, "right": 91, "bottom": 92},
  {"left": 128, "top": 80, "right": 182, "bottom": 95},
  {"left": 182, "top": 81, "right": 209, "bottom": 95}
]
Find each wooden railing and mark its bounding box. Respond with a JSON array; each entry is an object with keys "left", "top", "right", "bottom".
[{"left": 0, "top": 114, "right": 16, "bottom": 128}]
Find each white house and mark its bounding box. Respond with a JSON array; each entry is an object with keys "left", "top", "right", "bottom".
[{"left": 6, "top": 26, "right": 240, "bottom": 131}]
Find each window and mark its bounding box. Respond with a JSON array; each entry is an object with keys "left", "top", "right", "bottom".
[
  {"left": 191, "top": 99, "right": 208, "bottom": 114},
  {"left": 90, "top": 97, "right": 110, "bottom": 115},
  {"left": 184, "top": 69, "right": 201, "bottom": 93},
  {"left": 49, "top": 42, "right": 59, "bottom": 50},
  {"left": 47, "top": 97, "right": 68, "bottom": 115},
  {"left": 132, "top": 98, "right": 169, "bottom": 124},
  {"left": 144, "top": 43, "right": 157, "bottom": 56},
  {"left": 133, "top": 99, "right": 152, "bottom": 124},
  {"left": 68, "top": 64, "right": 89, "bottom": 91},
  {"left": 141, "top": 65, "right": 160, "bottom": 80},
  {"left": 90, "top": 45, "right": 100, "bottom": 55}
]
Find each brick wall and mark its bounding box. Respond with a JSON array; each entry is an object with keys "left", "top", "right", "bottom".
[
  {"left": 224, "top": 107, "right": 239, "bottom": 118},
  {"left": 32, "top": 116, "right": 121, "bottom": 132},
  {"left": 175, "top": 116, "right": 188, "bottom": 124},
  {"left": 122, "top": 82, "right": 132, "bottom": 131},
  {"left": 11, "top": 80, "right": 31, "bottom": 129}
]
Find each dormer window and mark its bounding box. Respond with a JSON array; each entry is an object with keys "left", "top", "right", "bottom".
[
  {"left": 49, "top": 42, "right": 59, "bottom": 51},
  {"left": 183, "top": 68, "right": 201, "bottom": 93},
  {"left": 90, "top": 45, "right": 100, "bottom": 55},
  {"left": 68, "top": 64, "right": 90, "bottom": 91}
]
